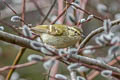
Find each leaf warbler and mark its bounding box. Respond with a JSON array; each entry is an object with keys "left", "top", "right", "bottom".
[{"left": 31, "top": 24, "right": 84, "bottom": 48}]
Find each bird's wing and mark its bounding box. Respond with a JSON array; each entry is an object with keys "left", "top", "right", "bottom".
[{"left": 31, "top": 24, "right": 64, "bottom": 36}]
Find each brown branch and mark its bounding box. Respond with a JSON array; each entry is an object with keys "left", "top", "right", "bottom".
[
  {"left": 0, "top": 31, "right": 57, "bottom": 55},
  {"left": 40, "top": 0, "right": 56, "bottom": 24},
  {"left": 0, "top": 20, "right": 23, "bottom": 36},
  {"left": 1, "top": 18, "right": 120, "bottom": 75},
  {"left": 5, "top": 1, "right": 27, "bottom": 80},
  {"left": 5, "top": 48, "right": 26, "bottom": 80},
  {"left": 0, "top": 61, "right": 37, "bottom": 72},
  {"left": 78, "top": 18, "right": 120, "bottom": 51},
  {"left": 77, "top": 0, "right": 88, "bottom": 28},
  {"left": 57, "top": 0, "right": 64, "bottom": 24},
  {"left": 0, "top": 2, "right": 48, "bottom": 19},
  {"left": 87, "top": 56, "right": 120, "bottom": 80},
  {"left": 21, "top": 0, "right": 26, "bottom": 25},
  {"left": 0, "top": 31, "right": 34, "bottom": 50},
  {"left": 2, "top": 0, "right": 18, "bottom": 15},
  {"left": 67, "top": 1, "right": 103, "bottom": 22},
  {"left": 30, "top": 0, "right": 51, "bottom": 23},
  {"left": 51, "top": 0, "right": 75, "bottom": 24}
]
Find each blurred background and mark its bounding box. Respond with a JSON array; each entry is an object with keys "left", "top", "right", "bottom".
[{"left": 0, "top": 0, "right": 120, "bottom": 80}]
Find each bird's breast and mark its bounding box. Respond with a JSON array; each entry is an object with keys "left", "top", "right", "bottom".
[{"left": 40, "top": 33, "right": 81, "bottom": 48}]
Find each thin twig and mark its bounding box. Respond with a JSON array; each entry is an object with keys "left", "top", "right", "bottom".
[
  {"left": 2, "top": 0, "right": 27, "bottom": 26},
  {"left": 30, "top": 0, "right": 44, "bottom": 17},
  {"left": 87, "top": 56, "right": 120, "bottom": 80},
  {"left": 77, "top": 0, "right": 88, "bottom": 28},
  {"left": 49, "top": 60, "right": 59, "bottom": 80},
  {"left": 78, "top": 18, "right": 120, "bottom": 50},
  {"left": 78, "top": 27, "right": 103, "bottom": 49},
  {"left": 66, "top": 1, "right": 103, "bottom": 22},
  {"left": 5, "top": 1, "right": 26, "bottom": 80},
  {"left": 21, "top": 0, "right": 26, "bottom": 25},
  {"left": 49, "top": 1, "right": 66, "bottom": 80},
  {"left": 30, "top": 0, "right": 51, "bottom": 23},
  {"left": 0, "top": 61, "right": 37, "bottom": 72},
  {"left": 72, "top": 54, "right": 120, "bottom": 73},
  {"left": 81, "top": 63, "right": 120, "bottom": 79},
  {"left": 5, "top": 48, "right": 26, "bottom": 80},
  {"left": 57, "top": 0, "right": 64, "bottom": 24},
  {"left": 0, "top": 20, "right": 23, "bottom": 36},
  {"left": 51, "top": 0, "right": 75, "bottom": 24},
  {"left": 40, "top": 0, "right": 56, "bottom": 24},
  {"left": 2, "top": 0, "right": 18, "bottom": 15}
]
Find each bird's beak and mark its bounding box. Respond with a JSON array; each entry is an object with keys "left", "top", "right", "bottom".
[{"left": 82, "top": 34, "right": 85, "bottom": 39}]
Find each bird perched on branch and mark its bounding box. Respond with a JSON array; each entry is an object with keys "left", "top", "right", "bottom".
[{"left": 31, "top": 24, "right": 84, "bottom": 48}]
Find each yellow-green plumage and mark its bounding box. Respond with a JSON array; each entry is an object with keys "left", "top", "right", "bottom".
[{"left": 31, "top": 24, "right": 83, "bottom": 48}]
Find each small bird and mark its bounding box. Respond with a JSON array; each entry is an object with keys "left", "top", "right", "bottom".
[{"left": 31, "top": 24, "right": 84, "bottom": 48}]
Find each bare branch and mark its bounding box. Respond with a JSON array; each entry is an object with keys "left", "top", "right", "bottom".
[
  {"left": 78, "top": 18, "right": 120, "bottom": 50},
  {"left": 0, "top": 61, "right": 37, "bottom": 72},
  {"left": 0, "top": 31, "right": 36, "bottom": 50}
]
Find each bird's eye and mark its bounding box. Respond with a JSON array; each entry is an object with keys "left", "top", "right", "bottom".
[
  {"left": 74, "top": 31, "right": 78, "bottom": 35},
  {"left": 75, "top": 31, "right": 80, "bottom": 35},
  {"left": 75, "top": 31, "right": 77, "bottom": 33}
]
